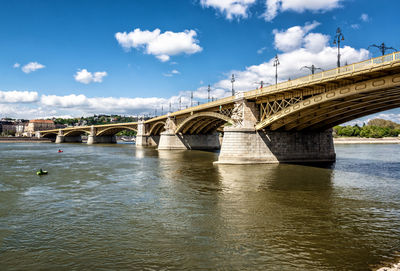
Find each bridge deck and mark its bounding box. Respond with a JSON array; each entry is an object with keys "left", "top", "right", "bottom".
[{"left": 41, "top": 51, "right": 400, "bottom": 135}]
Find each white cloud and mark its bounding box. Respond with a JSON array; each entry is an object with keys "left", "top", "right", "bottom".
[
  {"left": 0, "top": 90, "right": 39, "bottom": 103},
  {"left": 360, "top": 13, "right": 369, "bottom": 22},
  {"left": 163, "top": 69, "right": 180, "bottom": 77},
  {"left": 257, "top": 47, "right": 267, "bottom": 54},
  {"left": 74, "top": 69, "right": 107, "bottom": 84},
  {"left": 115, "top": 28, "right": 202, "bottom": 62},
  {"left": 21, "top": 62, "right": 45, "bottom": 73},
  {"left": 31, "top": 86, "right": 230, "bottom": 117},
  {"left": 13, "top": 63, "right": 20, "bottom": 68},
  {"left": 345, "top": 112, "right": 400, "bottom": 126},
  {"left": 0, "top": 22, "right": 377, "bottom": 121},
  {"left": 213, "top": 23, "right": 369, "bottom": 93},
  {"left": 40, "top": 94, "right": 170, "bottom": 115},
  {"left": 273, "top": 21, "right": 321, "bottom": 52},
  {"left": 190, "top": 86, "right": 229, "bottom": 100},
  {"left": 200, "top": 0, "right": 257, "bottom": 20},
  {"left": 263, "top": 0, "right": 342, "bottom": 21},
  {"left": 264, "top": 0, "right": 280, "bottom": 21},
  {"left": 303, "top": 33, "right": 329, "bottom": 53},
  {"left": 351, "top": 24, "right": 360, "bottom": 29}
]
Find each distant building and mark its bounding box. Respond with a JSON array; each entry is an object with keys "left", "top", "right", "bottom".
[
  {"left": 0, "top": 121, "right": 15, "bottom": 136},
  {"left": 24, "top": 119, "right": 55, "bottom": 136},
  {"left": 15, "top": 123, "right": 27, "bottom": 137}
]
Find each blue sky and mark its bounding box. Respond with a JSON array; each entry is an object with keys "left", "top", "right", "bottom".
[{"left": 1, "top": 0, "right": 400, "bottom": 123}]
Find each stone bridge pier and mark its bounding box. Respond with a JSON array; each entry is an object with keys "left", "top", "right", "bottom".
[
  {"left": 55, "top": 129, "right": 82, "bottom": 143},
  {"left": 87, "top": 126, "right": 116, "bottom": 144},
  {"left": 216, "top": 99, "right": 335, "bottom": 164},
  {"left": 157, "top": 116, "right": 220, "bottom": 150},
  {"left": 136, "top": 118, "right": 220, "bottom": 150},
  {"left": 136, "top": 121, "right": 159, "bottom": 147}
]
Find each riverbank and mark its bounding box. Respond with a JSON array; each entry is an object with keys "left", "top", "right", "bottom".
[
  {"left": 1, "top": 136, "right": 399, "bottom": 144},
  {"left": 0, "top": 137, "right": 52, "bottom": 143},
  {"left": 334, "top": 137, "right": 400, "bottom": 144}
]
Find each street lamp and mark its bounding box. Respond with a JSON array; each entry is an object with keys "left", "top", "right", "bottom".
[
  {"left": 191, "top": 91, "right": 193, "bottom": 107},
  {"left": 368, "top": 42, "right": 397, "bottom": 56},
  {"left": 207, "top": 85, "right": 211, "bottom": 102},
  {"left": 301, "top": 65, "right": 323, "bottom": 74},
  {"left": 273, "top": 55, "right": 280, "bottom": 84},
  {"left": 231, "top": 74, "right": 235, "bottom": 96},
  {"left": 333, "top": 27, "right": 344, "bottom": 67}
]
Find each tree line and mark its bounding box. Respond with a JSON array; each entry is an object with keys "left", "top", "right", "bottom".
[
  {"left": 333, "top": 119, "right": 400, "bottom": 138},
  {"left": 53, "top": 115, "right": 139, "bottom": 126},
  {"left": 53, "top": 115, "right": 139, "bottom": 136}
]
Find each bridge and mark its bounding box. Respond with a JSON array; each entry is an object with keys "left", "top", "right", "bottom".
[{"left": 40, "top": 52, "right": 400, "bottom": 164}]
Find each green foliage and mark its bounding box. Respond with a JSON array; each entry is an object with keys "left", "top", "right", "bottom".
[
  {"left": 53, "top": 115, "right": 138, "bottom": 126},
  {"left": 116, "top": 130, "right": 136, "bottom": 136},
  {"left": 0, "top": 130, "right": 15, "bottom": 136},
  {"left": 333, "top": 125, "right": 361, "bottom": 137},
  {"left": 334, "top": 119, "right": 400, "bottom": 138},
  {"left": 52, "top": 115, "right": 139, "bottom": 136},
  {"left": 367, "top": 118, "right": 400, "bottom": 129}
]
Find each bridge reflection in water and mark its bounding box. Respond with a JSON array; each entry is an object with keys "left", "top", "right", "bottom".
[
  {"left": 155, "top": 148, "right": 400, "bottom": 270},
  {"left": 40, "top": 52, "right": 400, "bottom": 164},
  {"left": 1, "top": 143, "right": 400, "bottom": 270}
]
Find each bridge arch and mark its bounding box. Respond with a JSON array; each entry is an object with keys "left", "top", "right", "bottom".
[
  {"left": 41, "top": 131, "right": 58, "bottom": 138},
  {"left": 96, "top": 126, "right": 137, "bottom": 136},
  {"left": 64, "top": 129, "right": 91, "bottom": 136},
  {"left": 175, "top": 112, "right": 233, "bottom": 134},
  {"left": 148, "top": 121, "right": 165, "bottom": 136},
  {"left": 255, "top": 74, "right": 400, "bottom": 131}
]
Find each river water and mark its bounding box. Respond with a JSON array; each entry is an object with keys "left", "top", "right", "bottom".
[{"left": 1, "top": 142, "right": 400, "bottom": 270}]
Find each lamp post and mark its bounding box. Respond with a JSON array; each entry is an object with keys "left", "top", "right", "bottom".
[
  {"left": 207, "top": 85, "right": 211, "bottom": 102},
  {"left": 368, "top": 42, "right": 397, "bottom": 56},
  {"left": 333, "top": 27, "right": 344, "bottom": 67},
  {"left": 273, "top": 55, "right": 280, "bottom": 85},
  {"left": 231, "top": 74, "right": 235, "bottom": 96},
  {"left": 179, "top": 97, "right": 182, "bottom": 110},
  {"left": 301, "top": 65, "right": 323, "bottom": 74},
  {"left": 254, "top": 80, "right": 269, "bottom": 89},
  {"left": 190, "top": 91, "right": 193, "bottom": 107}
]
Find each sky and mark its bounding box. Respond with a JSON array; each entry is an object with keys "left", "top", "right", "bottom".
[{"left": 1, "top": 0, "right": 400, "bottom": 123}]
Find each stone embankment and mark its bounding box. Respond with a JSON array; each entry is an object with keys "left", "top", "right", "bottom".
[{"left": 334, "top": 137, "right": 400, "bottom": 144}]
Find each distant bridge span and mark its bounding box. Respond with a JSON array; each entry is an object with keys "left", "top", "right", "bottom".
[{"left": 40, "top": 52, "right": 400, "bottom": 163}]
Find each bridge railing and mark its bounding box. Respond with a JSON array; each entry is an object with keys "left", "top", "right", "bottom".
[
  {"left": 144, "top": 52, "right": 400, "bottom": 122},
  {"left": 146, "top": 95, "right": 235, "bottom": 123},
  {"left": 244, "top": 51, "right": 400, "bottom": 99}
]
